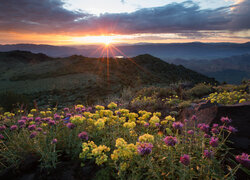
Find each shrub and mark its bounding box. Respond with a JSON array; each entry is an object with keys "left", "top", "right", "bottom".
[{"left": 185, "top": 83, "right": 214, "bottom": 99}]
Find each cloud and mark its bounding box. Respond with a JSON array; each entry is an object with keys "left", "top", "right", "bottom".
[{"left": 0, "top": 0, "right": 249, "bottom": 36}]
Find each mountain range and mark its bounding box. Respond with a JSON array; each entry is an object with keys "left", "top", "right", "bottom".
[{"left": 0, "top": 51, "right": 216, "bottom": 106}]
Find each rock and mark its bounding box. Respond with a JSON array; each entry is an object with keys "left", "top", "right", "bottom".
[{"left": 180, "top": 101, "right": 250, "bottom": 153}]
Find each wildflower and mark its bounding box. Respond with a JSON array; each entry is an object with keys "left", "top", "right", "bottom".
[
  {"left": 35, "top": 117, "right": 41, "bottom": 122},
  {"left": 94, "top": 119, "right": 105, "bottom": 130},
  {"left": 67, "top": 123, "right": 76, "bottom": 129},
  {"left": 184, "top": 119, "right": 188, "bottom": 123},
  {"left": 172, "top": 122, "right": 184, "bottom": 130},
  {"left": 64, "top": 108, "right": 69, "bottom": 112},
  {"left": 30, "top": 132, "right": 37, "bottom": 139},
  {"left": 239, "top": 99, "right": 246, "bottom": 103},
  {"left": 149, "top": 116, "right": 160, "bottom": 125},
  {"left": 78, "top": 131, "right": 89, "bottom": 140},
  {"left": 0, "top": 125, "right": 6, "bottom": 131},
  {"left": 212, "top": 124, "right": 219, "bottom": 128},
  {"left": 137, "top": 143, "right": 153, "bottom": 155},
  {"left": 204, "top": 134, "right": 211, "bottom": 138},
  {"left": 164, "top": 136, "right": 177, "bottom": 146},
  {"left": 191, "top": 115, "right": 197, "bottom": 121},
  {"left": 108, "top": 102, "right": 117, "bottom": 109},
  {"left": 54, "top": 114, "right": 60, "bottom": 120},
  {"left": 209, "top": 137, "right": 219, "bottom": 147},
  {"left": 187, "top": 130, "right": 194, "bottom": 135},
  {"left": 228, "top": 126, "right": 237, "bottom": 133},
  {"left": 0, "top": 134, "right": 4, "bottom": 140},
  {"left": 51, "top": 138, "right": 58, "bottom": 144},
  {"left": 204, "top": 150, "right": 213, "bottom": 159},
  {"left": 28, "top": 125, "right": 36, "bottom": 131},
  {"left": 235, "top": 153, "right": 250, "bottom": 168},
  {"left": 165, "top": 115, "right": 175, "bottom": 122},
  {"left": 220, "top": 117, "right": 232, "bottom": 124},
  {"left": 144, "top": 122, "right": 149, "bottom": 127},
  {"left": 219, "top": 125, "right": 228, "bottom": 130},
  {"left": 180, "top": 154, "right": 190, "bottom": 166},
  {"left": 27, "top": 117, "right": 33, "bottom": 122},
  {"left": 211, "top": 128, "right": 219, "bottom": 134},
  {"left": 155, "top": 123, "right": 160, "bottom": 127},
  {"left": 18, "top": 120, "right": 26, "bottom": 126},
  {"left": 10, "top": 125, "right": 18, "bottom": 131},
  {"left": 48, "top": 120, "right": 56, "bottom": 126},
  {"left": 21, "top": 116, "right": 28, "bottom": 121},
  {"left": 37, "top": 127, "right": 42, "bottom": 132},
  {"left": 198, "top": 123, "right": 209, "bottom": 133},
  {"left": 139, "top": 134, "right": 154, "bottom": 143}
]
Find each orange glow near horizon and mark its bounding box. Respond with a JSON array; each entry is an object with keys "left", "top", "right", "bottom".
[{"left": 0, "top": 31, "right": 250, "bottom": 45}]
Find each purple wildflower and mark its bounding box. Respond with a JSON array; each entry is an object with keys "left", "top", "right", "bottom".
[
  {"left": 37, "top": 127, "right": 42, "bottom": 132},
  {"left": 164, "top": 136, "right": 177, "bottom": 146},
  {"left": 228, "top": 126, "right": 237, "bottom": 133},
  {"left": 0, "top": 134, "right": 4, "bottom": 140},
  {"left": 235, "top": 153, "right": 250, "bottom": 168},
  {"left": 211, "top": 128, "right": 219, "bottom": 134},
  {"left": 204, "top": 134, "right": 211, "bottom": 138},
  {"left": 137, "top": 143, "right": 153, "bottom": 155},
  {"left": 64, "top": 108, "right": 69, "bottom": 112},
  {"left": 221, "top": 117, "right": 232, "bottom": 124},
  {"left": 172, "top": 122, "right": 184, "bottom": 130},
  {"left": 18, "top": 120, "right": 26, "bottom": 126},
  {"left": 51, "top": 138, "right": 58, "bottom": 144},
  {"left": 28, "top": 125, "right": 36, "bottom": 131},
  {"left": 66, "top": 113, "right": 72, "bottom": 118},
  {"left": 0, "top": 125, "right": 6, "bottom": 131},
  {"left": 67, "top": 123, "right": 75, "bottom": 129},
  {"left": 219, "top": 125, "right": 228, "bottom": 130},
  {"left": 184, "top": 119, "right": 188, "bottom": 123},
  {"left": 209, "top": 137, "right": 219, "bottom": 147},
  {"left": 78, "top": 131, "right": 89, "bottom": 140},
  {"left": 155, "top": 123, "right": 160, "bottom": 127},
  {"left": 54, "top": 114, "right": 60, "bottom": 120},
  {"left": 212, "top": 124, "right": 219, "bottom": 128},
  {"left": 27, "top": 117, "right": 33, "bottom": 122},
  {"left": 21, "top": 116, "right": 28, "bottom": 121},
  {"left": 204, "top": 150, "right": 214, "bottom": 159},
  {"left": 187, "top": 130, "right": 194, "bottom": 135},
  {"left": 10, "top": 125, "right": 18, "bottom": 131},
  {"left": 199, "top": 123, "right": 209, "bottom": 133},
  {"left": 35, "top": 117, "right": 41, "bottom": 122},
  {"left": 48, "top": 120, "right": 56, "bottom": 126},
  {"left": 30, "top": 132, "right": 37, "bottom": 139},
  {"left": 191, "top": 115, "right": 197, "bottom": 121},
  {"left": 180, "top": 154, "right": 190, "bottom": 166}
]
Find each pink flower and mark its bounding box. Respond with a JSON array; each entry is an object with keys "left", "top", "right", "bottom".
[
  {"left": 172, "top": 122, "right": 184, "bottom": 130},
  {"left": 235, "top": 153, "right": 250, "bottom": 169},
  {"left": 191, "top": 115, "right": 197, "bottom": 121},
  {"left": 137, "top": 143, "right": 153, "bottom": 156},
  {"left": 28, "top": 125, "right": 36, "bottom": 131},
  {"left": 18, "top": 120, "right": 26, "bottom": 126},
  {"left": 51, "top": 138, "right": 58, "bottom": 144},
  {"left": 30, "top": 132, "right": 37, "bottom": 139},
  {"left": 0, "top": 125, "right": 6, "bottom": 131},
  {"left": 228, "top": 126, "right": 237, "bottom": 133},
  {"left": 220, "top": 117, "right": 232, "bottom": 124},
  {"left": 10, "top": 125, "right": 18, "bottom": 131},
  {"left": 209, "top": 137, "right": 219, "bottom": 147},
  {"left": 204, "top": 150, "right": 213, "bottom": 159},
  {"left": 180, "top": 154, "right": 190, "bottom": 166},
  {"left": 78, "top": 131, "right": 88, "bottom": 140},
  {"left": 211, "top": 128, "right": 219, "bottom": 134},
  {"left": 0, "top": 134, "right": 4, "bottom": 140},
  {"left": 67, "top": 123, "right": 75, "bottom": 129},
  {"left": 204, "top": 134, "right": 211, "bottom": 138},
  {"left": 187, "top": 130, "right": 194, "bottom": 135},
  {"left": 164, "top": 136, "right": 177, "bottom": 146}
]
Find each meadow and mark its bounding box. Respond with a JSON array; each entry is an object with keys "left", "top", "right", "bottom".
[{"left": 0, "top": 83, "right": 249, "bottom": 179}]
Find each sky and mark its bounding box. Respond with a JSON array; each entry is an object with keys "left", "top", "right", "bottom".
[{"left": 0, "top": 0, "right": 249, "bottom": 45}]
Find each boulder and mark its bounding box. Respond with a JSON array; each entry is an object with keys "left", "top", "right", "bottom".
[{"left": 180, "top": 101, "right": 250, "bottom": 153}]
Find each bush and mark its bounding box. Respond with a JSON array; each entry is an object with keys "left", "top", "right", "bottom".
[
  {"left": 184, "top": 83, "right": 214, "bottom": 99},
  {"left": 0, "top": 91, "right": 30, "bottom": 111}
]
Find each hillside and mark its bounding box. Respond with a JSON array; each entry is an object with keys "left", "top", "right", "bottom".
[
  {"left": 166, "top": 54, "right": 250, "bottom": 84},
  {"left": 0, "top": 51, "right": 216, "bottom": 106}
]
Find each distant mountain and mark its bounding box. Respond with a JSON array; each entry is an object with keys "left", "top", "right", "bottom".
[
  {"left": 0, "top": 51, "right": 216, "bottom": 105},
  {"left": 166, "top": 54, "right": 250, "bottom": 84},
  {"left": 1, "top": 42, "right": 250, "bottom": 59}
]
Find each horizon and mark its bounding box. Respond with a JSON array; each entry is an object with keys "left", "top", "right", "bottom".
[{"left": 0, "top": 0, "right": 250, "bottom": 45}]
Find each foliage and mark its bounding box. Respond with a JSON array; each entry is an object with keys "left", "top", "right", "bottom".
[
  {"left": 0, "top": 102, "right": 248, "bottom": 179},
  {"left": 204, "top": 90, "right": 249, "bottom": 105},
  {"left": 184, "top": 83, "right": 214, "bottom": 99}
]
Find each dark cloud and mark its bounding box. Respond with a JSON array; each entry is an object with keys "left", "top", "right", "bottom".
[{"left": 0, "top": 0, "right": 249, "bottom": 35}]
